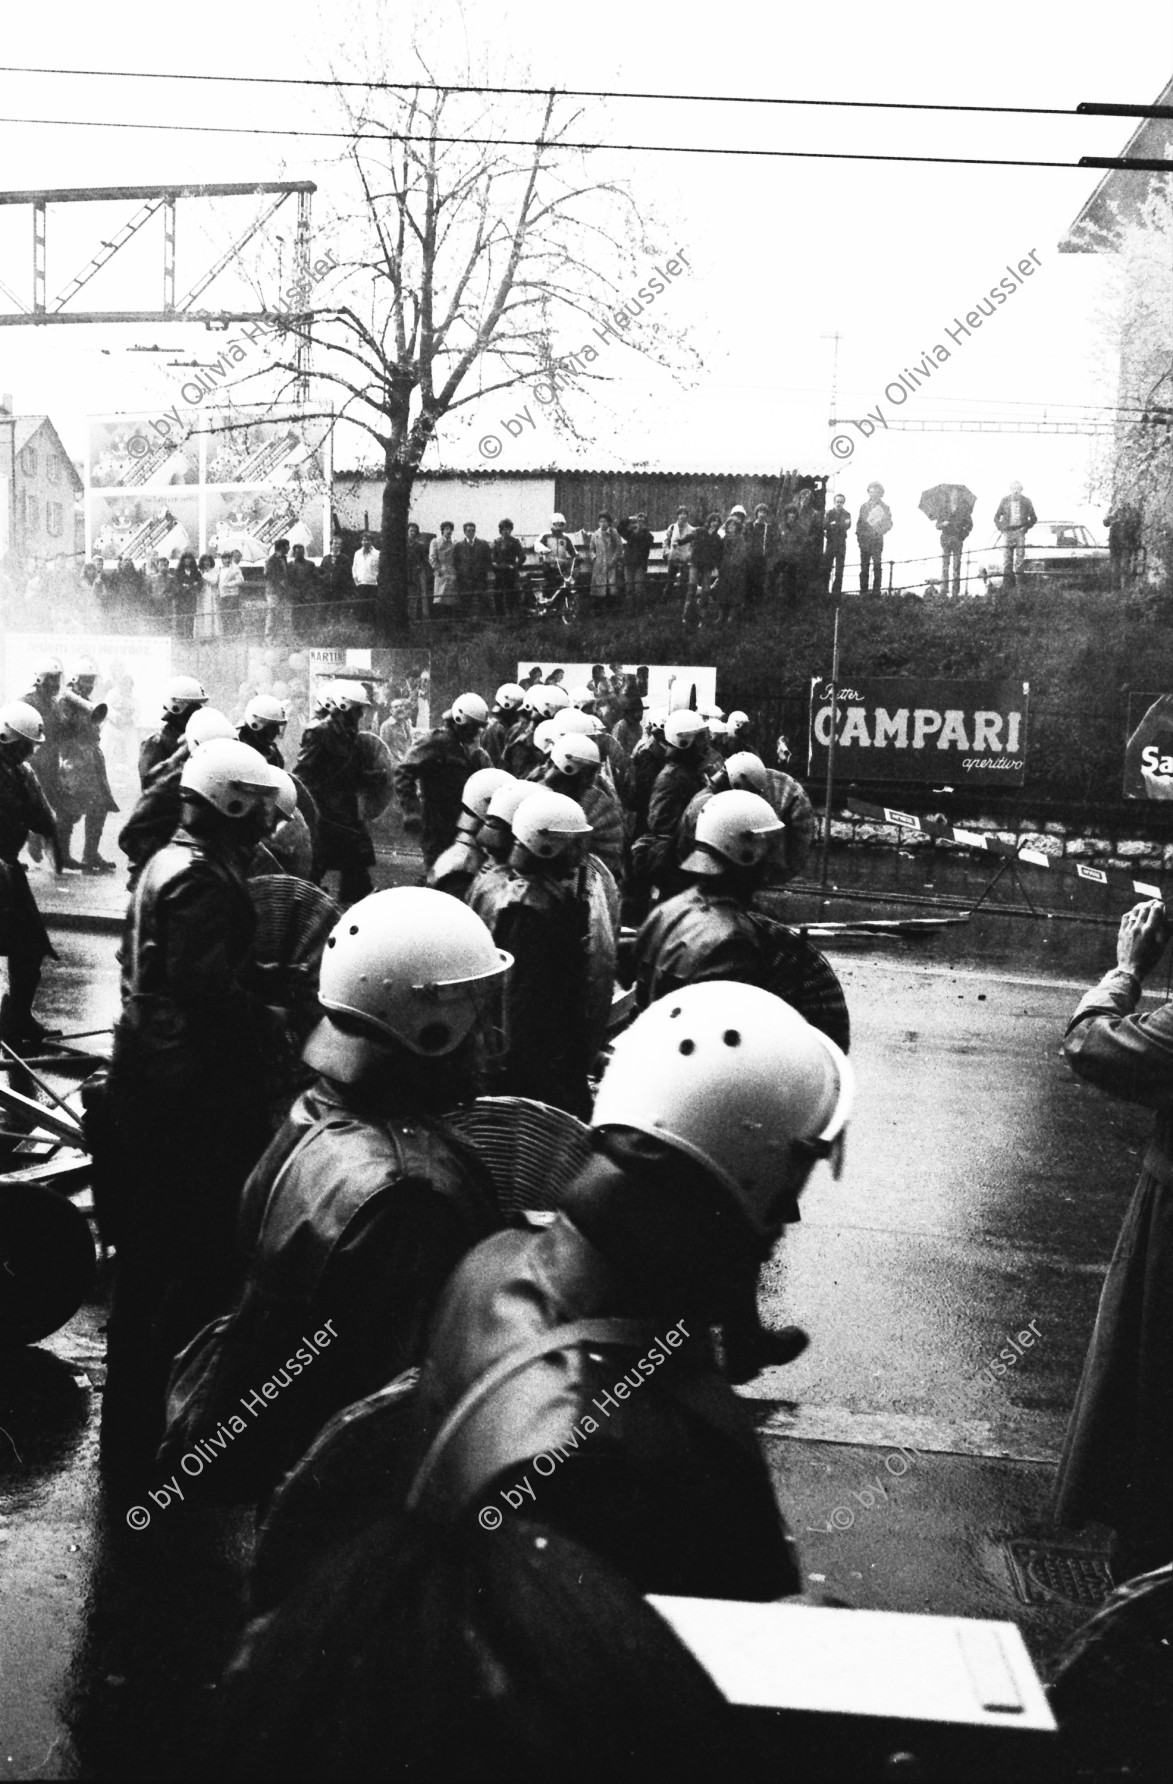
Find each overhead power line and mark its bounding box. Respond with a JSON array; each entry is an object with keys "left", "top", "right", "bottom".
[
  {"left": 0, "top": 63, "right": 1087, "bottom": 117},
  {"left": 0, "top": 113, "right": 1091, "bottom": 169}
]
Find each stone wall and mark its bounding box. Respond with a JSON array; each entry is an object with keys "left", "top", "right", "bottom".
[{"left": 827, "top": 812, "right": 1173, "bottom": 875}]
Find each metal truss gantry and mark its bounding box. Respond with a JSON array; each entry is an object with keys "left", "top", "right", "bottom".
[{"left": 0, "top": 181, "right": 316, "bottom": 398}]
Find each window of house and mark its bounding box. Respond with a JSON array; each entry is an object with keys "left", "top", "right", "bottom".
[
  {"left": 20, "top": 445, "right": 37, "bottom": 476},
  {"left": 46, "top": 501, "right": 63, "bottom": 537},
  {"left": 46, "top": 455, "right": 60, "bottom": 484},
  {"left": 23, "top": 493, "right": 38, "bottom": 529}
]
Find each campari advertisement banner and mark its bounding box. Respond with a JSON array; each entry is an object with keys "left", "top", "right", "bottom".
[{"left": 808, "top": 677, "right": 1029, "bottom": 788}]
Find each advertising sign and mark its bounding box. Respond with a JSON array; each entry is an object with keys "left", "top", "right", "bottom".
[
  {"left": 516, "top": 661, "right": 717, "bottom": 712},
  {"left": 808, "top": 677, "right": 1029, "bottom": 788},
  {"left": 1124, "top": 692, "right": 1173, "bottom": 800}
]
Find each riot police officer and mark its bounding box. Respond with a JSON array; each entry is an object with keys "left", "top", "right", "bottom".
[
  {"left": 138, "top": 674, "right": 209, "bottom": 786},
  {"left": 0, "top": 702, "right": 61, "bottom": 1046}
]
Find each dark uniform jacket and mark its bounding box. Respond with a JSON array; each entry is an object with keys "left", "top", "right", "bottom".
[
  {"left": 638, "top": 755, "right": 706, "bottom": 896},
  {"left": 296, "top": 722, "right": 390, "bottom": 873},
  {"left": 633, "top": 882, "right": 851, "bottom": 1053},
  {"left": 491, "top": 868, "right": 591, "bottom": 1115},
  {"left": 118, "top": 747, "right": 187, "bottom": 882},
  {"left": 170, "top": 1078, "right": 500, "bottom": 1506},
  {"left": 393, "top": 724, "right": 491, "bottom": 868},
  {"left": 139, "top": 715, "right": 186, "bottom": 787},
  {"left": 0, "top": 754, "right": 58, "bottom": 960},
  {"left": 411, "top": 1189, "right": 800, "bottom": 1598},
  {"left": 502, "top": 717, "right": 544, "bottom": 780},
  {"left": 56, "top": 693, "right": 118, "bottom": 819}
]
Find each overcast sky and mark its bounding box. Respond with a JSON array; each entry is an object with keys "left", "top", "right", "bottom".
[{"left": 0, "top": 0, "right": 1169, "bottom": 563}]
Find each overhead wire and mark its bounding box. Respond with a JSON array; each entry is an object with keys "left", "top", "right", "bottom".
[
  {"left": 0, "top": 114, "right": 1094, "bottom": 169},
  {"left": 0, "top": 64, "right": 1094, "bottom": 117}
]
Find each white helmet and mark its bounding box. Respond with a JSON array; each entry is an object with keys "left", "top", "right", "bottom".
[
  {"left": 683, "top": 789, "right": 783, "bottom": 874},
  {"left": 30, "top": 656, "right": 63, "bottom": 686},
  {"left": 451, "top": 691, "right": 490, "bottom": 728},
  {"left": 646, "top": 707, "right": 668, "bottom": 736},
  {"left": 700, "top": 704, "right": 725, "bottom": 723},
  {"left": 305, "top": 887, "right": 512, "bottom": 1077},
  {"left": 591, "top": 981, "right": 853, "bottom": 1235},
  {"left": 66, "top": 657, "right": 100, "bottom": 687},
  {"left": 244, "top": 692, "right": 288, "bottom": 732},
  {"left": 724, "top": 751, "right": 769, "bottom": 796},
  {"left": 708, "top": 716, "right": 728, "bottom": 737},
  {"left": 329, "top": 681, "right": 372, "bottom": 713},
  {"left": 0, "top": 700, "right": 45, "bottom": 746},
  {"left": 162, "top": 674, "right": 209, "bottom": 716},
  {"left": 550, "top": 707, "right": 595, "bottom": 738},
  {"left": 664, "top": 709, "right": 709, "bottom": 750},
  {"left": 179, "top": 738, "right": 283, "bottom": 818},
  {"left": 583, "top": 712, "right": 605, "bottom": 735},
  {"left": 512, "top": 788, "right": 593, "bottom": 859},
  {"left": 543, "top": 683, "right": 571, "bottom": 713},
  {"left": 521, "top": 685, "right": 547, "bottom": 717},
  {"left": 532, "top": 719, "right": 558, "bottom": 757},
  {"left": 550, "top": 733, "right": 600, "bottom": 777},
  {"left": 550, "top": 512, "right": 567, "bottom": 528},
  {"left": 485, "top": 779, "right": 540, "bottom": 827},
  {"left": 184, "top": 707, "right": 237, "bottom": 751},
  {"left": 272, "top": 769, "right": 299, "bottom": 819},
  {"left": 727, "top": 710, "right": 751, "bottom": 735},
  {"left": 568, "top": 685, "right": 596, "bottom": 710},
  {"left": 494, "top": 682, "right": 526, "bottom": 713},
  {"left": 461, "top": 766, "right": 515, "bottom": 821}
]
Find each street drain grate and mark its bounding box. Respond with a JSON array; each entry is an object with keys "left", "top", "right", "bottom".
[{"left": 1003, "top": 1541, "right": 1115, "bottom": 1608}]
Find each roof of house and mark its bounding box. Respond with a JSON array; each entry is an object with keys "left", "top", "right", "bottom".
[
  {"left": 1060, "top": 76, "right": 1173, "bottom": 251},
  {"left": 333, "top": 465, "right": 806, "bottom": 482},
  {"left": 10, "top": 415, "right": 84, "bottom": 493}
]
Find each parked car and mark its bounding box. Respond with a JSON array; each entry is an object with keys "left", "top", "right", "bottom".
[{"left": 972, "top": 522, "right": 1110, "bottom": 592}]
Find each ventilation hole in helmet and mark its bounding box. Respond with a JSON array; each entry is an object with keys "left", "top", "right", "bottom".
[
  {"left": 723, "top": 1029, "right": 742, "bottom": 1047},
  {"left": 417, "top": 1021, "right": 451, "bottom": 1052},
  {"left": 349, "top": 924, "right": 359, "bottom": 936},
  {"left": 668, "top": 1006, "right": 682, "bottom": 1019},
  {"left": 679, "top": 1038, "right": 695, "bottom": 1056},
  {"left": 326, "top": 936, "right": 336, "bottom": 948}
]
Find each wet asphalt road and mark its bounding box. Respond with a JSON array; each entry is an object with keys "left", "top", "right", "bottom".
[{"left": 0, "top": 905, "right": 1149, "bottom": 1777}]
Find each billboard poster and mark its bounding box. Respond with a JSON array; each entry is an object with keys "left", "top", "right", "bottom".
[
  {"left": 1124, "top": 692, "right": 1173, "bottom": 799},
  {"left": 85, "top": 406, "right": 332, "bottom": 567},
  {"left": 808, "top": 677, "right": 1029, "bottom": 788},
  {"left": 515, "top": 661, "right": 717, "bottom": 712}
]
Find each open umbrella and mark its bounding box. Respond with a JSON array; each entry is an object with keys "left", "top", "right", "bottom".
[{"left": 919, "top": 483, "right": 976, "bottom": 525}]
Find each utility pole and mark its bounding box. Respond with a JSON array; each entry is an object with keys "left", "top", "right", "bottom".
[{"left": 821, "top": 331, "right": 843, "bottom": 495}]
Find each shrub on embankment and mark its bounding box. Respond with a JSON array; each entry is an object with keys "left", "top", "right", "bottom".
[{"left": 417, "top": 581, "right": 1173, "bottom": 822}]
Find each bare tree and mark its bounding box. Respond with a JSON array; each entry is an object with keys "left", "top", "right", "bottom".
[
  {"left": 1080, "top": 183, "right": 1173, "bottom": 587},
  {"left": 252, "top": 75, "right": 696, "bottom": 638}
]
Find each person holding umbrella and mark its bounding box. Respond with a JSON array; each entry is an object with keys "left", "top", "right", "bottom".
[{"left": 919, "top": 483, "right": 976, "bottom": 599}]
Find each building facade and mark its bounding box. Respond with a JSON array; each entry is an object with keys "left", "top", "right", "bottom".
[{"left": 0, "top": 404, "right": 83, "bottom": 573}]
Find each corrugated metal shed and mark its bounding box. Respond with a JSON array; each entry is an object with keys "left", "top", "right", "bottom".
[
  {"left": 333, "top": 466, "right": 827, "bottom": 531},
  {"left": 552, "top": 470, "right": 825, "bottom": 528}
]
